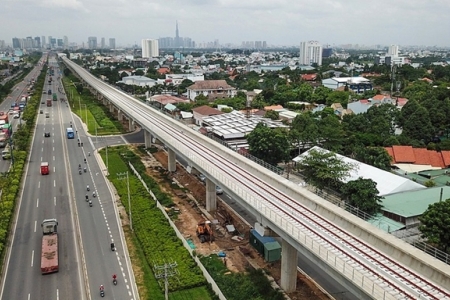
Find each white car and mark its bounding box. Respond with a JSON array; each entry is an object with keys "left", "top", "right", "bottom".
[
  {"left": 13, "top": 113, "right": 20, "bottom": 119},
  {"left": 216, "top": 186, "right": 223, "bottom": 195}
]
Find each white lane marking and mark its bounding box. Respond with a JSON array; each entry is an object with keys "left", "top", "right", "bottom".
[
  {"left": 54, "top": 196, "right": 56, "bottom": 206},
  {"left": 41, "top": 157, "right": 43, "bottom": 162},
  {"left": 53, "top": 156, "right": 55, "bottom": 161},
  {"left": 31, "top": 250, "right": 34, "bottom": 267},
  {"left": 53, "top": 180, "right": 56, "bottom": 187},
  {"left": 56, "top": 289, "right": 59, "bottom": 300},
  {"left": 34, "top": 221, "right": 37, "bottom": 233},
  {"left": 42, "top": 140, "right": 44, "bottom": 144},
  {"left": 41, "top": 147, "right": 43, "bottom": 152},
  {"left": 36, "top": 198, "right": 39, "bottom": 207},
  {"left": 53, "top": 167, "right": 55, "bottom": 172},
  {"left": 53, "top": 139, "right": 55, "bottom": 144},
  {"left": 53, "top": 147, "right": 54, "bottom": 151},
  {"left": 38, "top": 182, "right": 40, "bottom": 189}
]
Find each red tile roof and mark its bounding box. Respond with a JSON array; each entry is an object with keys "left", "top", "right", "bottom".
[
  {"left": 392, "top": 145, "right": 416, "bottom": 163},
  {"left": 385, "top": 146, "right": 450, "bottom": 168},
  {"left": 157, "top": 67, "right": 170, "bottom": 75},
  {"left": 188, "top": 80, "right": 234, "bottom": 90},
  {"left": 360, "top": 99, "right": 369, "bottom": 104},
  {"left": 301, "top": 74, "right": 317, "bottom": 81},
  {"left": 442, "top": 151, "right": 450, "bottom": 166},
  {"left": 412, "top": 148, "right": 430, "bottom": 165}
]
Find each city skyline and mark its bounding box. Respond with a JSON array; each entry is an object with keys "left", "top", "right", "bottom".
[{"left": 1, "top": 0, "right": 450, "bottom": 48}]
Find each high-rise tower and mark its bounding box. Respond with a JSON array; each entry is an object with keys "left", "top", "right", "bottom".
[{"left": 175, "top": 21, "right": 181, "bottom": 47}]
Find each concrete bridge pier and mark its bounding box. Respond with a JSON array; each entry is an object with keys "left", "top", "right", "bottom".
[
  {"left": 205, "top": 178, "right": 217, "bottom": 212},
  {"left": 129, "top": 119, "right": 134, "bottom": 131},
  {"left": 168, "top": 148, "right": 176, "bottom": 172},
  {"left": 109, "top": 103, "right": 114, "bottom": 113},
  {"left": 118, "top": 110, "right": 123, "bottom": 122},
  {"left": 280, "top": 239, "right": 297, "bottom": 293},
  {"left": 144, "top": 130, "right": 152, "bottom": 148}
]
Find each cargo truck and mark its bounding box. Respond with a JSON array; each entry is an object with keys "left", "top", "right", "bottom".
[
  {"left": 40, "top": 219, "right": 59, "bottom": 274},
  {"left": 52, "top": 93, "right": 57, "bottom": 101},
  {"left": 0, "top": 112, "right": 8, "bottom": 124},
  {"left": 47, "top": 99, "right": 52, "bottom": 107},
  {"left": 40, "top": 162, "right": 49, "bottom": 175}
]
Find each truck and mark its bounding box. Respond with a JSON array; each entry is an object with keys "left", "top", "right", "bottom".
[
  {"left": 40, "top": 162, "right": 49, "bottom": 175},
  {"left": 40, "top": 219, "right": 59, "bottom": 274},
  {"left": 47, "top": 99, "right": 52, "bottom": 107},
  {"left": 66, "top": 128, "right": 74, "bottom": 139},
  {"left": 2, "top": 124, "right": 12, "bottom": 137},
  {"left": 52, "top": 93, "right": 57, "bottom": 101},
  {"left": 0, "top": 112, "right": 8, "bottom": 124},
  {"left": 1, "top": 144, "right": 10, "bottom": 160}
]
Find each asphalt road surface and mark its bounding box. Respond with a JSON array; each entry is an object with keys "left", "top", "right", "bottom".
[{"left": 1, "top": 57, "right": 137, "bottom": 300}]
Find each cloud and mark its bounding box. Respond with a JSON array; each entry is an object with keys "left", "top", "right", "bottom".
[{"left": 40, "top": 0, "right": 88, "bottom": 12}]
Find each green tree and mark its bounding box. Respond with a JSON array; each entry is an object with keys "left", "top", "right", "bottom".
[
  {"left": 247, "top": 123, "right": 290, "bottom": 165},
  {"left": 419, "top": 199, "right": 450, "bottom": 252},
  {"left": 289, "top": 113, "right": 319, "bottom": 153},
  {"left": 340, "top": 178, "right": 383, "bottom": 215},
  {"left": 318, "top": 115, "right": 345, "bottom": 152},
  {"left": 354, "top": 147, "right": 392, "bottom": 171},
  {"left": 402, "top": 106, "right": 434, "bottom": 142},
  {"left": 264, "top": 110, "right": 279, "bottom": 120},
  {"left": 295, "top": 148, "right": 355, "bottom": 190}
]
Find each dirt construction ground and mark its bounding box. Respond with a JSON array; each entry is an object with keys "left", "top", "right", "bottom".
[{"left": 142, "top": 147, "right": 330, "bottom": 300}]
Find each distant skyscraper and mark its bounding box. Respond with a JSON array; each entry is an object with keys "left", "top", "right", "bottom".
[
  {"left": 34, "top": 36, "right": 41, "bottom": 48},
  {"left": 109, "top": 38, "right": 116, "bottom": 49},
  {"left": 50, "top": 38, "right": 56, "bottom": 48},
  {"left": 12, "top": 38, "right": 21, "bottom": 49},
  {"left": 41, "top": 36, "right": 46, "bottom": 48},
  {"left": 48, "top": 36, "right": 52, "bottom": 48},
  {"left": 57, "top": 39, "right": 63, "bottom": 47},
  {"left": 141, "top": 39, "right": 159, "bottom": 58},
  {"left": 388, "top": 45, "right": 399, "bottom": 56},
  {"left": 299, "top": 41, "right": 323, "bottom": 66},
  {"left": 175, "top": 21, "right": 181, "bottom": 47},
  {"left": 63, "top": 36, "right": 69, "bottom": 49},
  {"left": 101, "top": 37, "right": 105, "bottom": 49},
  {"left": 88, "top": 37, "right": 97, "bottom": 49}
]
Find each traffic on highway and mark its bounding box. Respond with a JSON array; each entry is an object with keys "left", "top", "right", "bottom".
[{"left": 0, "top": 54, "right": 137, "bottom": 300}]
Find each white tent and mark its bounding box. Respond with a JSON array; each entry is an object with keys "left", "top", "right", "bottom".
[{"left": 293, "top": 146, "right": 426, "bottom": 196}]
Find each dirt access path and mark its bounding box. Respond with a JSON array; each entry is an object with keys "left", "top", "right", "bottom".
[{"left": 140, "top": 147, "right": 330, "bottom": 300}]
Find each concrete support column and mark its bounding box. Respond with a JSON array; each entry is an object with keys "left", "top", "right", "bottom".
[
  {"left": 167, "top": 148, "right": 176, "bottom": 172},
  {"left": 205, "top": 178, "right": 217, "bottom": 212},
  {"left": 129, "top": 119, "right": 134, "bottom": 131},
  {"left": 280, "top": 239, "right": 297, "bottom": 293},
  {"left": 144, "top": 130, "right": 152, "bottom": 148},
  {"left": 118, "top": 110, "right": 123, "bottom": 121},
  {"left": 109, "top": 104, "right": 114, "bottom": 113}
]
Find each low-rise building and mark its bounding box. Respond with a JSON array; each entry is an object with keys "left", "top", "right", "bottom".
[
  {"left": 165, "top": 73, "right": 204, "bottom": 85},
  {"left": 187, "top": 80, "right": 237, "bottom": 101},
  {"left": 192, "top": 105, "right": 224, "bottom": 126},
  {"left": 322, "top": 77, "right": 372, "bottom": 94},
  {"left": 119, "top": 75, "right": 156, "bottom": 87}
]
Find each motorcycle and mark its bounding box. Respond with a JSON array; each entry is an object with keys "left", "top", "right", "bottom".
[
  {"left": 89, "top": 200, "right": 92, "bottom": 207},
  {"left": 93, "top": 192, "right": 96, "bottom": 198},
  {"left": 110, "top": 243, "right": 115, "bottom": 251},
  {"left": 100, "top": 290, "right": 105, "bottom": 297},
  {"left": 113, "top": 278, "right": 117, "bottom": 285},
  {"left": 79, "top": 169, "right": 82, "bottom": 175},
  {"left": 84, "top": 168, "right": 87, "bottom": 173},
  {"left": 87, "top": 185, "right": 90, "bottom": 191},
  {"left": 85, "top": 195, "right": 89, "bottom": 201}
]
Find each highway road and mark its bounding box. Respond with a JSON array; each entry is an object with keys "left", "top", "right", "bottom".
[
  {"left": 1, "top": 56, "right": 137, "bottom": 300},
  {"left": 0, "top": 64, "right": 43, "bottom": 173}
]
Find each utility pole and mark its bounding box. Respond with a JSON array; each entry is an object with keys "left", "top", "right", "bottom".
[
  {"left": 153, "top": 261, "right": 179, "bottom": 300},
  {"left": 117, "top": 172, "right": 132, "bottom": 231}
]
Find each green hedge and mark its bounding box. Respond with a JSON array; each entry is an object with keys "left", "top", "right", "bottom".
[
  {"left": 0, "top": 59, "right": 47, "bottom": 266},
  {"left": 99, "top": 146, "right": 209, "bottom": 296}
]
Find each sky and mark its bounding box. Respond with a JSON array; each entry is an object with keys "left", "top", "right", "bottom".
[{"left": 3, "top": 0, "right": 450, "bottom": 48}]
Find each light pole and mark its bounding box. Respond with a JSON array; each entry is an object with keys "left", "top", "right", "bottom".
[
  {"left": 117, "top": 172, "right": 132, "bottom": 231},
  {"left": 81, "top": 104, "right": 88, "bottom": 131}
]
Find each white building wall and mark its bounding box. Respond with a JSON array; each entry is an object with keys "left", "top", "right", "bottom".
[
  {"left": 141, "top": 39, "right": 159, "bottom": 58},
  {"left": 299, "top": 41, "right": 323, "bottom": 66},
  {"left": 388, "top": 45, "right": 399, "bottom": 56}
]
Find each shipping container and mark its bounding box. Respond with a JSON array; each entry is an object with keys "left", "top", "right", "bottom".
[
  {"left": 264, "top": 241, "right": 281, "bottom": 262},
  {"left": 249, "top": 229, "right": 276, "bottom": 257}
]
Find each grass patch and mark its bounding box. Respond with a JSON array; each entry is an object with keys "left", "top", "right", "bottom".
[{"left": 61, "top": 73, "right": 124, "bottom": 135}]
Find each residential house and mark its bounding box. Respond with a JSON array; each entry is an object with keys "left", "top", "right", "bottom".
[
  {"left": 385, "top": 145, "right": 450, "bottom": 172},
  {"left": 331, "top": 103, "right": 352, "bottom": 118},
  {"left": 165, "top": 73, "right": 204, "bottom": 85},
  {"left": 187, "top": 80, "right": 237, "bottom": 101},
  {"left": 301, "top": 74, "right": 318, "bottom": 81},
  {"left": 192, "top": 105, "right": 224, "bottom": 126}
]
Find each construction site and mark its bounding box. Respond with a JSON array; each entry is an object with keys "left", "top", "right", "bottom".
[{"left": 139, "top": 146, "right": 331, "bottom": 300}]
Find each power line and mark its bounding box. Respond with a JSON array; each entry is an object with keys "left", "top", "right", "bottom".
[{"left": 153, "top": 260, "right": 179, "bottom": 300}]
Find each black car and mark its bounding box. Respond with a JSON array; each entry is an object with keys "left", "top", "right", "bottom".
[{"left": 44, "top": 132, "right": 50, "bottom": 137}]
